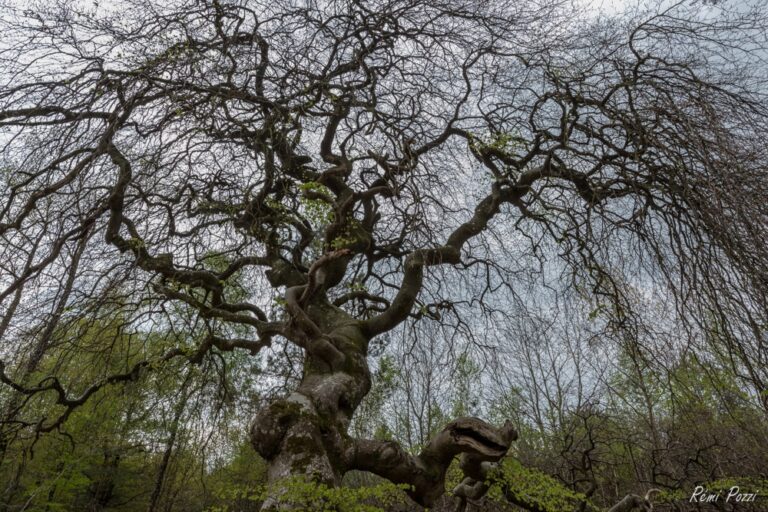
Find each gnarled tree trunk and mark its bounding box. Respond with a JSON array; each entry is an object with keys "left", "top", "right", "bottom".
[
  {"left": 249, "top": 297, "right": 516, "bottom": 510},
  {"left": 250, "top": 296, "right": 374, "bottom": 509}
]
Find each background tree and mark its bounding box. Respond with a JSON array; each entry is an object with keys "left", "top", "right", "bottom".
[{"left": 1, "top": 0, "right": 768, "bottom": 510}]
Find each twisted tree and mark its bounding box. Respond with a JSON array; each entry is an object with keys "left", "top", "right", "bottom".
[{"left": 1, "top": 0, "right": 767, "bottom": 510}]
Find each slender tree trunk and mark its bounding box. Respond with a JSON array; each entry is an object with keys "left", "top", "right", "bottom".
[
  {"left": 0, "top": 234, "right": 89, "bottom": 469},
  {"left": 147, "top": 386, "right": 190, "bottom": 512}
]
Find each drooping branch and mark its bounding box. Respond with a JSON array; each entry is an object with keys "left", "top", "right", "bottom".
[{"left": 0, "top": 348, "right": 185, "bottom": 435}]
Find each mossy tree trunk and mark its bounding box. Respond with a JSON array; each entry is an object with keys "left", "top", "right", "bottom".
[
  {"left": 250, "top": 305, "right": 373, "bottom": 498},
  {"left": 250, "top": 286, "right": 517, "bottom": 510}
]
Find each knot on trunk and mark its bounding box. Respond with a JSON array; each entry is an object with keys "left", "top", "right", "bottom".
[{"left": 251, "top": 394, "right": 314, "bottom": 460}]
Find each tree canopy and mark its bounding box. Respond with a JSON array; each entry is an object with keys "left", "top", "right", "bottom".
[{"left": 1, "top": 0, "right": 767, "bottom": 511}]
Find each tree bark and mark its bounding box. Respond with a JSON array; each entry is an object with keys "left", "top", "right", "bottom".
[
  {"left": 250, "top": 299, "right": 517, "bottom": 510},
  {"left": 148, "top": 376, "right": 192, "bottom": 512},
  {"left": 606, "top": 490, "right": 659, "bottom": 512},
  {"left": 250, "top": 303, "right": 372, "bottom": 509}
]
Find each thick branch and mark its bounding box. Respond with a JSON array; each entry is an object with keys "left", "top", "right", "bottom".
[
  {"left": 607, "top": 490, "right": 659, "bottom": 512},
  {"left": 361, "top": 165, "right": 555, "bottom": 336},
  {"left": 345, "top": 417, "right": 517, "bottom": 507}
]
